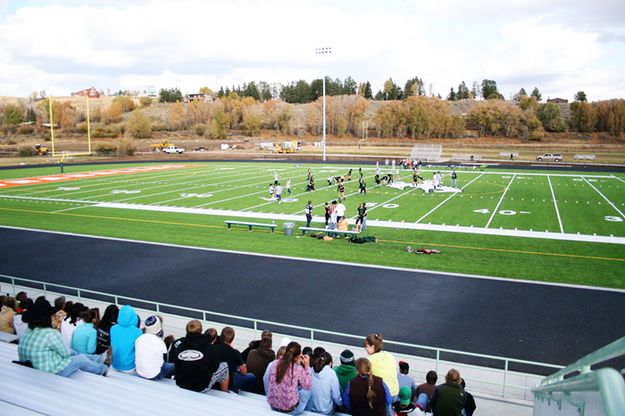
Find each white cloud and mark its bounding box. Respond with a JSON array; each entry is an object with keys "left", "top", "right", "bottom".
[{"left": 0, "top": 0, "right": 623, "bottom": 100}]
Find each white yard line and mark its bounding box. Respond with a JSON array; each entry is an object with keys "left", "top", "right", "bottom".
[
  {"left": 547, "top": 175, "right": 564, "bottom": 233},
  {"left": 582, "top": 177, "right": 625, "bottom": 218},
  {"left": 612, "top": 175, "right": 625, "bottom": 185},
  {"left": 51, "top": 204, "right": 92, "bottom": 214},
  {"left": 485, "top": 174, "right": 516, "bottom": 229},
  {"left": 416, "top": 173, "right": 484, "bottom": 223}
]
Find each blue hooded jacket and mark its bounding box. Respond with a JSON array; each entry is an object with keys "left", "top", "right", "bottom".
[{"left": 110, "top": 305, "right": 142, "bottom": 371}]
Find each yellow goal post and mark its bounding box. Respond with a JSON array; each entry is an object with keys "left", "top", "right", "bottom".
[{"left": 48, "top": 96, "right": 93, "bottom": 158}]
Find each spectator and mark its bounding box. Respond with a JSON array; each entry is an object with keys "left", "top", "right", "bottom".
[
  {"left": 392, "top": 386, "right": 417, "bottom": 415},
  {"left": 334, "top": 349, "right": 358, "bottom": 393},
  {"left": 95, "top": 304, "right": 118, "bottom": 355},
  {"left": 246, "top": 330, "right": 275, "bottom": 394},
  {"left": 241, "top": 328, "right": 269, "bottom": 362},
  {"left": 13, "top": 298, "right": 33, "bottom": 339},
  {"left": 307, "top": 352, "right": 342, "bottom": 415},
  {"left": 204, "top": 327, "right": 218, "bottom": 343},
  {"left": 364, "top": 333, "right": 399, "bottom": 398},
  {"left": 61, "top": 302, "right": 86, "bottom": 348},
  {"left": 215, "top": 326, "right": 255, "bottom": 392},
  {"left": 15, "top": 291, "right": 28, "bottom": 313},
  {"left": 431, "top": 369, "right": 466, "bottom": 416},
  {"left": 0, "top": 296, "right": 16, "bottom": 334},
  {"left": 312, "top": 346, "right": 326, "bottom": 363},
  {"left": 18, "top": 296, "right": 108, "bottom": 377},
  {"left": 415, "top": 370, "right": 437, "bottom": 410},
  {"left": 303, "top": 346, "right": 313, "bottom": 357},
  {"left": 51, "top": 296, "right": 67, "bottom": 330},
  {"left": 71, "top": 308, "right": 98, "bottom": 354},
  {"left": 267, "top": 341, "right": 312, "bottom": 414},
  {"left": 263, "top": 345, "right": 286, "bottom": 396},
  {"left": 397, "top": 361, "right": 417, "bottom": 395},
  {"left": 343, "top": 357, "right": 391, "bottom": 416},
  {"left": 135, "top": 315, "right": 175, "bottom": 380},
  {"left": 110, "top": 304, "right": 142, "bottom": 372},
  {"left": 460, "top": 379, "right": 476, "bottom": 416},
  {"left": 172, "top": 319, "right": 228, "bottom": 392}
]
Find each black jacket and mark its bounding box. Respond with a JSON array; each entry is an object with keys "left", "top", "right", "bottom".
[{"left": 173, "top": 333, "right": 220, "bottom": 392}]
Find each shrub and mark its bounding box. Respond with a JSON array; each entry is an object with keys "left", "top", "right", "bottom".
[
  {"left": 140, "top": 97, "right": 153, "bottom": 108},
  {"left": 16, "top": 124, "right": 35, "bottom": 135},
  {"left": 18, "top": 146, "right": 37, "bottom": 157},
  {"left": 95, "top": 142, "right": 117, "bottom": 155},
  {"left": 193, "top": 124, "right": 206, "bottom": 136},
  {"left": 125, "top": 112, "right": 152, "bottom": 139},
  {"left": 118, "top": 138, "right": 136, "bottom": 156}
]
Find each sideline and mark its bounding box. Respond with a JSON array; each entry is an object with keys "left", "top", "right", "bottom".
[{"left": 1, "top": 224, "right": 624, "bottom": 294}]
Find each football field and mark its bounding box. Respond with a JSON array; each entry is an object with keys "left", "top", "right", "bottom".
[
  {"left": 0, "top": 162, "right": 623, "bottom": 239},
  {"left": 0, "top": 161, "right": 624, "bottom": 288}
]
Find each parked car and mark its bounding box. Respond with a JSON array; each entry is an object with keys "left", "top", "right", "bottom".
[
  {"left": 163, "top": 146, "right": 185, "bottom": 154},
  {"left": 536, "top": 153, "right": 562, "bottom": 162}
]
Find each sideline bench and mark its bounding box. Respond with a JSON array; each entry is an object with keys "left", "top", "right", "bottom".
[
  {"left": 299, "top": 226, "right": 360, "bottom": 237},
  {"left": 225, "top": 220, "right": 276, "bottom": 233}
]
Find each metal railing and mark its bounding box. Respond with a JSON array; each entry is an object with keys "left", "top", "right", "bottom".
[
  {"left": 532, "top": 336, "right": 625, "bottom": 416},
  {"left": 0, "top": 273, "right": 562, "bottom": 400}
]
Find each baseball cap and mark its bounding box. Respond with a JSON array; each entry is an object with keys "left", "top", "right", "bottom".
[{"left": 399, "top": 386, "right": 412, "bottom": 406}]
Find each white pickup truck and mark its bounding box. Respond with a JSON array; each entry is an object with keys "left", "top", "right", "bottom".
[{"left": 162, "top": 146, "right": 185, "bottom": 154}]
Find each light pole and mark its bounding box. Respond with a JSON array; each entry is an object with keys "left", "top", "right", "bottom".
[{"left": 315, "top": 47, "right": 332, "bottom": 161}]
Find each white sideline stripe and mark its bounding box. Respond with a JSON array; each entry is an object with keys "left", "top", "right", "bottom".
[
  {"left": 582, "top": 177, "right": 625, "bottom": 218},
  {"left": 547, "top": 175, "right": 564, "bottom": 233},
  {"left": 2, "top": 224, "right": 624, "bottom": 294},
  {"left": 485, "top": 174, "right": 516, "bottom": 228},
  {"left": 612, "top": 175, "right": 625, "bottom": 184},
  {"left": 417, "top": 173, "right": 484, "bottom": 223},
  {"left": 3, "top": 194, "right": 625, "bottom": 244},
  {"left": 89, "top": 201, "right": 625, "bottom": 244}
]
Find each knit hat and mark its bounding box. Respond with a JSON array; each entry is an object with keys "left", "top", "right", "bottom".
[
  {"left": 399, "top": 360, "right": 409, "bottom": 373},
  {"left": 339, "top": 349, "right": 355, "bottom": 365},
  {"left": 399, "top": 386, "right": 412, "bottom": 406},
  {"left": 144, "top": 315, "right": 163, "bottom": 337}
]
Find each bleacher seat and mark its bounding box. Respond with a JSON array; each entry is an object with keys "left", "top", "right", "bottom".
[{"left": 410, "top": 144, "right": 443, "bottom": 162}]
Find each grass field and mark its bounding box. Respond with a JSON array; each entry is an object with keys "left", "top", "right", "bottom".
[{"left": 0, "top": 161, "right": 624, "bottom": 288}]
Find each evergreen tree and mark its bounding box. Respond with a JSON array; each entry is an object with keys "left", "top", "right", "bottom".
[
  {"left": 457, "top": 81, "right": 470, "bottom": 100},
  {"left": 159, "top": 88, "right": 183, "bottom": 103},
  {"left": 531, "top": 87, "right": 542, "bottom": 102},
  {"left": 574, "top": 91, "right": 587, "bottom": 102},
  {"left": 343, "top": 76, "right": 357, "bottom": 95},
  {"left": 218, "top": 87, "right": 225, "bottom": 98},
  {"left": 364, "top": 82, "right": 373, "bottom": 99},
  {"left": 447, "top": 88, "right": 457, "bottom": 101},
  {"left": 404, "top": 76, "right": 425, "bottom": 97},
  {"left": 481, "top": 79, "right": 503, "bottom": 100},
  {"left": 374, "top": 90, "right": 384, "bottom": 100}
]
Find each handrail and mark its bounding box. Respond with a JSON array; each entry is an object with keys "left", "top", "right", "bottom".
[
  {"left": 539, "top": 336, "right": 625, "bottom": 385},
  {"left": 0, "top": 273, "right": 562, "bottom": 398},
  {"left": 532, "top": 336, "right": 625, "bottom": 416}
]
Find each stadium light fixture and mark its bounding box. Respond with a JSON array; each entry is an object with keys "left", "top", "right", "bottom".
[{"left": 315, "top": 47, "right": 332, "bottom": 162}]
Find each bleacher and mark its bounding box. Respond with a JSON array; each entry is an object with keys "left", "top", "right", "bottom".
[
  {"left": 0, "top": 282, "right": 553, "bottom": 415},
  {"left": 409, "top": 144, "right": 443, "bottom": 163}
]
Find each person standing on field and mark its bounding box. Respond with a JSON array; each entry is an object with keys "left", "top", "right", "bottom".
[
  {"left": 286, "top": 178, "right": 292, "bottom": 195},
  {"left": 451, "top": 170, "right": 457, "bottom": 188},
  {"left": 305, "top": 201, "right": 313, "bottom": 228}
]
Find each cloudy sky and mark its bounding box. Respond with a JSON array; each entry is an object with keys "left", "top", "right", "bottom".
[{"left": 1, "top": 0, "right": 624, "bottom": 100}]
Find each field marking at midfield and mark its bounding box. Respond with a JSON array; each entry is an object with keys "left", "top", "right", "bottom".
[
  {"left": 547, "top": 175, "right": 564, "bottom": 233},
  {"left": 582, "top": 177, "right": 625, "bottom": 218},
  {"left": 416, "top": 173, "right": 484, "bottom": 223},
  {"left": 2, "top": 226, "right": 624, "bottom": 294},
  {"left": 485, "top": 174, "right": 516, "bottom": 228}
]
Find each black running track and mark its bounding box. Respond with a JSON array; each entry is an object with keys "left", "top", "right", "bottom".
[{"left": 1, "top": 227, "right": 624, "bottom": 370}]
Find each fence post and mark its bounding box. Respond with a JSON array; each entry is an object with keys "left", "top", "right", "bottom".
[
  {"left": 253, "top": 320, "right": 258, "bottom": 340},
  {"left": 77, "top": 289, "right": 81, "bottom": 301},
  {"left": 435, "top": 350, "right": 440, "bottom": 373},
  {"left": 311, "top": 329, "right": 314, "bottom": 345},
  {"left": 503, "top": 359, "right": 509, "bottom": 398},
  {"left": 43, "top": 283, "right": 47, "bottom": 298}
]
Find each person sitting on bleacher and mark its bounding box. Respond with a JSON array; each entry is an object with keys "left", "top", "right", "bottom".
[
  {"left": 17, "top": 296, "right": 109, "bottom": 377},
  {"left": 71, "top": 308, "right": 99, "bottom": 355},
  {"left": 343, "top": 357, "right": 391, "bottom": 416},
  {"left": 172, "top": 319, "right": 229, "bottom": 392},
  {"left": 51, "top": 296, "right": 67, "bottom": 331},
  {"left": 135, "top": 315, "right": 175, "bottom": 380},
  {"left": 13, "top": 298, "right": 33, "bottom": 339},
  {"left": 0, "top": 296, "right": 16, "bottom": 334},
  {"left": 60, "top": 302, "right": 86, "bottom": 348},
  {"left": 334, "top": 349, "right": 357, "bottom": 393},
  {"left": 95, "top": 304, "right": 118, "bottom": 355},
  {"left": 245, "top": 330, "right": 275, "bottom": 395},
  {"left": 215, "top": 326, "right": 255, "bottom": 393},
  {"left": 110, "top": 304, "right": 142, "bottom": 372},
  {"left": 263, "top": 345, "right": 286, "bottom": 396},
  {"left": 430, "top": 369, "right": 466, "bottom": 416},
  {"left": 306, "top": 352, "right": 343, "bottom": 415},
  {"left": 397, "top": 361, "right": 417, "bottom": 397},
  {"left": 267, "top": 341, "right": 312, "bottom": 414},
  {"left": 364, "top": 333, "right": 400, "bottom": 399},
  {"left": 415, "top": 370, "right": 437, "bottom": 411}
]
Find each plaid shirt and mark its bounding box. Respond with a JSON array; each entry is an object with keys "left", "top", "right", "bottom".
[{"left": 18, "top": 327, "right": 71, "bottom": 374}]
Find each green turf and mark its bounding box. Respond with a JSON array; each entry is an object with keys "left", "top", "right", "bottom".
[{"left": 0, "top": 161, "right": 624, "bottom": 289}]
